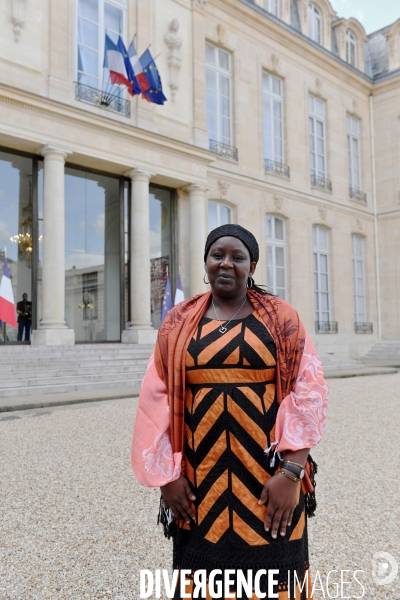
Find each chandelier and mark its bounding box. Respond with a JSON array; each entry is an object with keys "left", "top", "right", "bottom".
[{"left": 9, "top": 177, "right": 42, "bottom": 267}]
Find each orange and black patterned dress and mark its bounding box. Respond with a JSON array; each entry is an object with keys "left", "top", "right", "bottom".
[{"left": 173, "top": 311, "right": 309, "bottom": 599}]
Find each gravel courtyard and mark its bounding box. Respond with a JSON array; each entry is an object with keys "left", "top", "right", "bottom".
[{"left": 1, "top": 372, "right": 399, "bottom": 600}]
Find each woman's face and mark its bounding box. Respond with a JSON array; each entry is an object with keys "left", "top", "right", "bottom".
[{"left": 205, "top": 236, "right": 256, "bottom": 298}]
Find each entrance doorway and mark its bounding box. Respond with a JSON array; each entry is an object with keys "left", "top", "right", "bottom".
[{"left": 64, "top": 167, "right": 122, "bottom": 342}]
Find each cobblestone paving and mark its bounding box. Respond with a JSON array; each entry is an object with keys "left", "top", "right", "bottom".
[{"left": 1, "top": 373, "right": 399, "bottom": 599}]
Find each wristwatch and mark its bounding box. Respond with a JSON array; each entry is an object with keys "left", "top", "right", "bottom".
[{"left": 282, "top": 461, "right": 305, "bottom": 480}]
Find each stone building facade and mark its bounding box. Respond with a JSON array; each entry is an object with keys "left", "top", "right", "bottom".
[{"left": 0, "top": 0, "right": 399, "bottom": 358}]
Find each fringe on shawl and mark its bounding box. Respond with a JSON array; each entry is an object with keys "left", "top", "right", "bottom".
[
  {"left": 157, "top": 496, "right": 183, "bottom": 543},
  {"left": 305, "top": 455, "right": 318, "bottom": 518}
]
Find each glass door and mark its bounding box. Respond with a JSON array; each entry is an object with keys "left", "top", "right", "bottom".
[
  {"left": 64, "top": 167, "right": 122, "bottom": 342},
  {"left": 149, "top": 186, "right": 173, "bottom": 329},
  {"left": 0, "top": 150, "right": 34, "bottom": 343}
]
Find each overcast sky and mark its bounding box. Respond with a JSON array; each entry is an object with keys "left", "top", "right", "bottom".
[{"left": 330, "top": 0, "right": 399, "bottom": 34}]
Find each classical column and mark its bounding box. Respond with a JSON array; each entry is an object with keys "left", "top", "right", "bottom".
[
  {"left": 188, "top": 184, "right": 208, "bottom": 296},
  {"left": 122, "top": 168, "right": 157, "bottom": 344},
  {"left": 32, "top": 145, "right": 74, "bottom": 346}
]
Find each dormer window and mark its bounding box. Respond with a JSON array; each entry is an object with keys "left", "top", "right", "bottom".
[
  {"left": 308, "top": 3, "right": 322, "bottom": 44},
  {"left": 263, "top": 0, "right": 279, "bottom": 17},
  {"left": 346, "top": 30, "right": 357, "bottom": 67}
]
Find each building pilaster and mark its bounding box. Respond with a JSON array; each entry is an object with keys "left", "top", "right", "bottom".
[
  {"left": 122, "top": 168, "right": 157, "bottom": 344},
  {"left": 188, "top": 183, "right": 208, "bottom": 297},
  {"left": 32, "top": 145, "right": 74, "bottom": 346}
]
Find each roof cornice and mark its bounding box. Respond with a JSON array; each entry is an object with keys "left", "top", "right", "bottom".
[{"left": 213, "top": 0, "right": 400, "bottom": 86}]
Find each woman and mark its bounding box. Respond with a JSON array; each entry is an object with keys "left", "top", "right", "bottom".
[{"left": 132, "top": 224, "right": 329, "bottom": 599}]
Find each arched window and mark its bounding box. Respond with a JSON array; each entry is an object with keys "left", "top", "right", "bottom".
[
  {"left": 313, "top": 225, "right": 330, "bottom": 324},
  {"left": 263, "top": 0, "right": 279, "bottom": 17},
  {"left": 346, "top": 30, "right": 357, "bottom": 67},
  {"left": 208, "top": 201, "right": 231, "bottom": 232},
  {"left": 266, "top": 215, "right": 286, "bottom": 299},
  {"left": 308, "top": 3, "right": 322, "bottom": 44}
]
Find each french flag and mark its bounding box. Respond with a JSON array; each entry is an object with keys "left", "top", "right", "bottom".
[
  {"left": 127, "top": 39, "right": 150, "bottom": 93},
  {"left": 0, "top": 258, "right": 17, "bottom": 328},
  {"left": 104, "top": 34, "right": 132, "bottom": 92}
]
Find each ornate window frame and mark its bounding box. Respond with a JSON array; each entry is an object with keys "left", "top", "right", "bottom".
[
  {"left": 75, "top": 0, "right": 128, "bottom": 93},
  {"left": 205, "top": 42, "right": 233, "bottom": 149},
  {"left": 266, "top": 213, "right": 287, "bottom": 299},
  {"left": 346, "top": 29, "right": 357, "bottom": 67},
  {"left": 385, "top": 18, "right": 400, "bottom": 71},
  {"left": 351, "top": 233, "right": 367, "bottom": 324},
  {"left": 208, "top": 200, "right": 233, "bottom": 232},
  {"left": 312, "top": 224, "right": 332, "bottom": 325}
]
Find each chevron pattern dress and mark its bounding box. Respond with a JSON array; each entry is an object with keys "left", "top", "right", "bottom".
[{"left": 173, "top": 311, "right": 309, "bottom": 599}]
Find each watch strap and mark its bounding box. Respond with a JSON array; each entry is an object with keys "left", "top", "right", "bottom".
[{"left": 282, "top": 462, "right": 303, "bottom": 478}]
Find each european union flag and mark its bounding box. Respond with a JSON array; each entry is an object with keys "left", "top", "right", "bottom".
[
  {"left": 139, "top": 49, "right": 167, "bottom": 105},
  {"left": 161, "top": 273, "right": 173, "bottom": 322}
]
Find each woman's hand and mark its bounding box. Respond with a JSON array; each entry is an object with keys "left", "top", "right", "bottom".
[
  {"left": 258, "top": 472, "right": 300, "bottom": 539},
  {"left": 160, "top": 476, "right": 196, "bottom": 525}
]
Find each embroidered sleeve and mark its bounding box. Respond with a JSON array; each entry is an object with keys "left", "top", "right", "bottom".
[
  {"left": 131, "top": 351, "right": 182, "bottom": 487},
  {"left": 268, "top": 336, "right": 329, "bottom": 457}
]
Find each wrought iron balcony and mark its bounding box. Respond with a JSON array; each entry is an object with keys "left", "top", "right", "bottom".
[
  {"left": 264, "top": 159, "right": 290, "bottom": 178},
  {"left": 315, "top": 321, "right": 338, "bottom": 334},
  {"left": 349, "top": 188, "right": 367, "bottom": 203},
  {"left": 209, "top": 139, "right": 238, "bottom": 161},
  {"left": 75, "top": 82, "right": 131, "bottom": 118},
  {"left": 355, "top": 322, "right": 373, "bottom": 334},
  {"left": 310, "top": 174, "right": 332, "bottom": 192}
]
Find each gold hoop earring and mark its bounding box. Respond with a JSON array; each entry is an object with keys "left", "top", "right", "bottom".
[{"left": 203, "top": 272, "right": 210, "bottom": 285}]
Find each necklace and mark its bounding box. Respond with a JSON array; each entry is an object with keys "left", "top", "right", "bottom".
[{"left": 212, "top": 295, "right": 248, "bottom": 334}]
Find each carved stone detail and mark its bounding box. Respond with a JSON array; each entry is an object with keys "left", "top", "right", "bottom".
[
  {"left": 217, "top": 24, "right": 226, "bottom": 44},
  {"left": 356, "top": 218, "right": 363, "bottom": 231},
  {"left": 192, "top": 0, "right": 207, "bottom": 12},
  {"left": 11, "top": 0, "right": 27, "bottom": 42},
  {"left": 164, "top": 19, "right": 182, "bottom": 102},
  {"left": 271, "top": 54, "right": 280, "bottom": 72},
  {"left": 316, "top": 78, "right": 323, "bottom": 93},
  {"left": 218, "top": 179, "right": 230, "bottom": 198},
  {"left": 273, "top": 194, "right": 283, "bottom": 211},
  {"left": 319, "top": 206, "right": 327, "bottom": 222}
]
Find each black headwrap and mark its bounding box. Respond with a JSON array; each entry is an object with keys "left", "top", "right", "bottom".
[{"left": 204, "top": 224, "right": 259, "bottom": 263}]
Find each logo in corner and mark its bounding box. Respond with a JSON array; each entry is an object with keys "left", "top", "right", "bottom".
[{"left": 372, "top": 551, "right": 398, "bottom": 586}]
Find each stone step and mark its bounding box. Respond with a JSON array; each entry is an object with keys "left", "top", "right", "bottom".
[
  {"left": 363, "top": 358, "right": 400, "bottom": 365},
  {"left": 0, "top": 343, "right": 154, "bottom": 398},
  {"left": 363, "top": 352, "right": 400, "bottom": 362},
  {"left": 320, "top": 355, "right": 364, "bottom": 371},
  {"left": 0, "top": 369, "right": 147, "bottom": 389},
  {"left": 0, "top": 377, "right": 145, "bottom": 398},
  {"left": 1, "top": 363, "right": 147, "bottom": 380},
  {"left": 2, "top": 358, "right": 150, "bottom": 371},
  {"left": 364, "top": 350, "right": 400, "bottom": 356},
  {"left": 0, "top": 352, "right": 152, "bottom": 366},
  {"left": 0, "top": 347, "right": 153, "bottom": 357},
  {"left": 362, "top": 341, "right": 400, "bottom": 365},
  {"left": 0, "top": 342, "right": 154, "bottom": 351}
]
